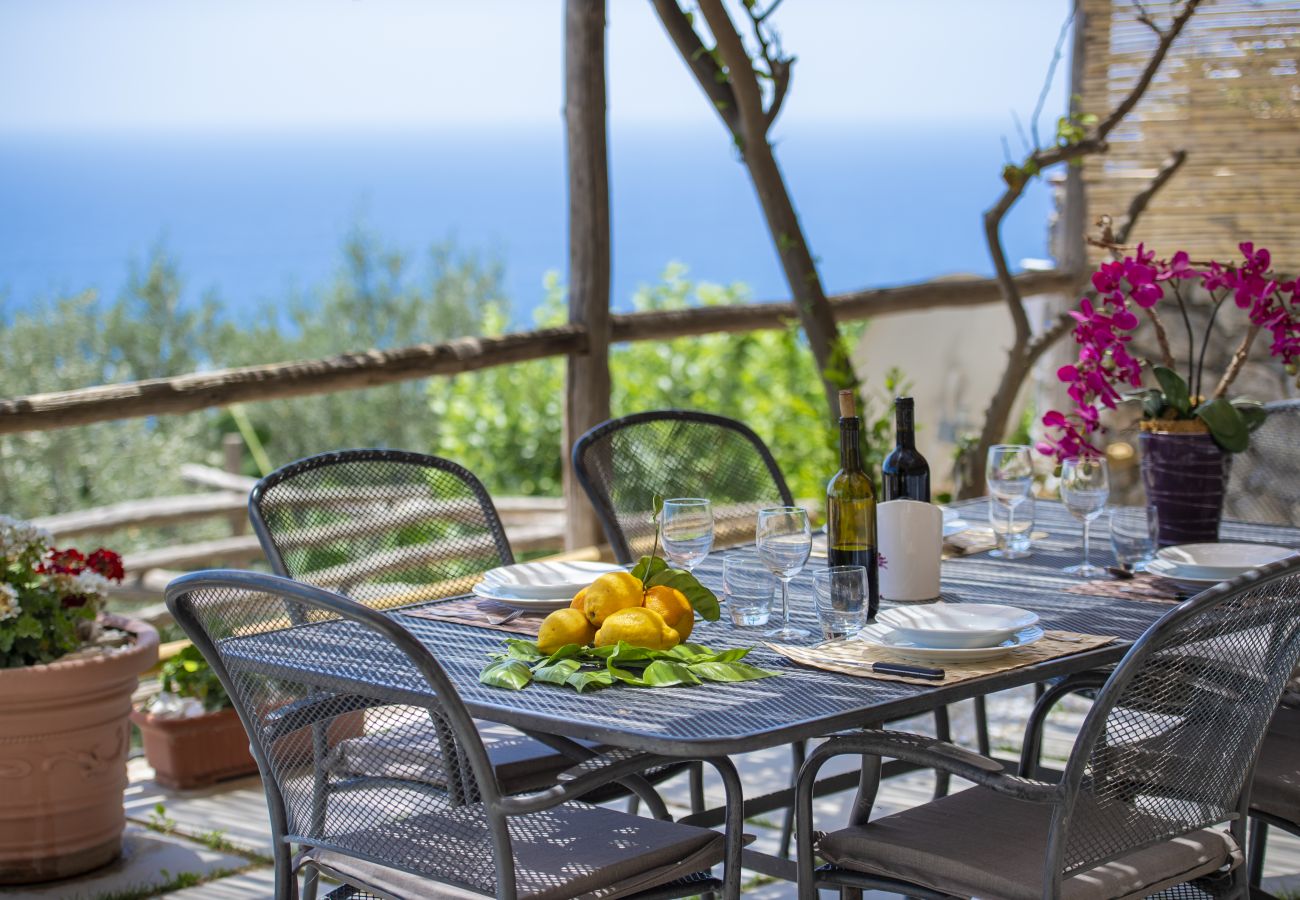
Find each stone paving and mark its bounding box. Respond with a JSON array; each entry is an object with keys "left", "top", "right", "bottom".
[{"left": 3, "top": 689, "right": 1299, "bottom": 899}]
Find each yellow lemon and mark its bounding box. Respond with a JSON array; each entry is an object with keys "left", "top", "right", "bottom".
[
  {"left": 582, "top": 571, "right": 644, "bottom": 626},
  {"left": 594, "top": 606, "right": 681, "bottom": 651},
  {"left": 537, "top": 608, "right": 596, "bottom": 654},
  {"left": 643, "top": 585, "right": 695, "bottom": 642},
  {"left": 570, "top": 587, "right": 588, "bottom": 611}
]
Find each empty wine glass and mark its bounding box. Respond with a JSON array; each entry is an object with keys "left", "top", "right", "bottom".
[
  {"left": 661, "top": 498, "right": 714, "bottom": 572},
  {"left": 1060, "top": 456, "right": 1110, "bottom": 578},
  {"left": 756, "top": 506, "right": 812, "bottom": 640},
  {"left": 1110, "top": 505, "right": 1158, "bottom": 571},
  {"left": 986, "top": 444, "right": 1034, "bottom": 559}
]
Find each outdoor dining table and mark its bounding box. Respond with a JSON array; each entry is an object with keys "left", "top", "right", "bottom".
[{"left": 221, "top": 498, "right": 1300, "bottom": 884}]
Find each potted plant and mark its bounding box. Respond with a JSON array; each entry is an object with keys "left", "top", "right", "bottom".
[
  {"left": 131, "top": 645, "right": 258, "bottom": 790},
  {"left": 0, "top": 518, "right": 157, "bottom": 884},
  {"left": 1039, "top": 242, "right": 1299, "bottom": 544}
]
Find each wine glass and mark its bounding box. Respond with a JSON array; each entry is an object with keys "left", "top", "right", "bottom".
[
  {"left": 986, "top": 444, "right": 1034, "bottom": 559},
  {"left": 661, "top": 498, "right": 714, "bottom": 572},
  {"left": 1060, "top": 456, "right": 1110, "bottom": 578},
  {"left": 756, "top": 506, "right": 812, "bottom": 640}
]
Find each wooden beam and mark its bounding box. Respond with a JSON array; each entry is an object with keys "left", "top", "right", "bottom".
[
  {"left": 562, "top": 0, "right": 612, "bottom": 551},
  {"left": 32, "top": 492, "right": 247, "bottom": 538},
  {"left": 0, "top": 326, "right": 586, "bottom": 435},
  {"left": 179, "top": 463, "right": 258, "bottom": 494}
]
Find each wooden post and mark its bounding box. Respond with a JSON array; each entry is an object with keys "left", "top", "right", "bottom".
[
  {"left": 562, "top": 0, "right": 611, "bottom": 550},
  {"left": 222, "top": 433, "right": 247, "bottom": 535}
]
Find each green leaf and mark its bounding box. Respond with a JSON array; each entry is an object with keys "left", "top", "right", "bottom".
[
  {"left": 566, "top": 669, "right": 615, "bottom": 693},
  {"left": 1153, "top": 366, "right": 1191, "bottom": 417},
  {"left": 504, "top": 640, "right": 545, "bottom": 662},
  {"left": 651, "top": 493, "right": 665, "bottom": 524},
  {"left": 1232, "top": 399, "right": 1268, "bottom": 433},
  {"left": 641, "top": 659, "right": 703, "bottom": 687},
  {"left": 1126, "top": 387, "right": 1165, "bottom": 419},
  {"left": 630, "top": 555, "right": 668, "bottom": 585},
  {"left": 532, "top": 658, "right": 581, "bottom": 686},
  {"left": 687, "top": 660, "right": 779, "bottom": 683},
  {"left": 479, "top": 659, "right": 533, "bottom": 691},
  {"left": 645, "top": 567, "right": 721, "bottom": 622},
  {"left": 1196, "top": 398, "right": 1250, "bottom": 452}
]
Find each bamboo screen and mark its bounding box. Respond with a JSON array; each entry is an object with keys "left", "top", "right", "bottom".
[{"left": 1079, "top": 0, "right": 1300, "bottom": 265}]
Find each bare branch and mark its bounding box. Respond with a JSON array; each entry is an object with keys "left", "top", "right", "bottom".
[
  {"left": 650, "top": 0, "right": 740, "bottom": 134},
  {"left": 755, "top": 0, "right": 786, "bottom": 24},
  {"left": 698, "top": 0, "right": 767, "bottom": 145},
  {"left": 765, "top": 58, "right": 791, "bottom": 131},
  {"left": 1026, "top": 312, "right": 1075, "bottom": 366},
  {"left": 1113, "top": 149, "right": 1187, "bottom": 243},
  {"left": 1096, "top": 0, "right": 1201, "bottom": 139},
  {"left": 1031, "top": 1, "right": 1078, "bottom": 149},
  {"left": 1215, "top": 324, "right": 1261, "bottom": 399}
]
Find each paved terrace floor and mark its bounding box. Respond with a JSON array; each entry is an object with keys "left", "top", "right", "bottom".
[{"left": 4, "top": 689, "right": 1299, "bottom": 899}]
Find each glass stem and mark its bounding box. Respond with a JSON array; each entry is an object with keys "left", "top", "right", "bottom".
[
  {"left": 1082, "top": 518, "right": 1091, "bottom": 569},
  {"left": 1006, "top": 503, "right": 1016, "bottom": 549},
  {"left": 781, "top": 578, "right": 791, "bottom": 626}
]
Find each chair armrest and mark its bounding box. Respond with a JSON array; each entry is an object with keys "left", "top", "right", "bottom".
[
  {"left": 494, "top": 747, "right": 674, "bottom": 815},
  {"left": 809, "top": 729, "right": 1063, "bottom": 804},
  {"left": 262, "top": 692, "right": 389, "bottom": 742}
]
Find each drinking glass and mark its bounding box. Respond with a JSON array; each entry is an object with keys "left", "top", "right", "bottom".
[
  {"left": 722, "top": 552, "right": 775, "bottom": 627},
  {"left": 1060, "top": 456, "right": 1110, "bottom": 578},
  {"left": 988, "top": 493, "right": 1034, "bottom": 558},
  {"left": 986, "top": 444, "right": 1034, "bottom": 558},
  {"left": 1110, "top": 505, "right": 1158, "bottom": 571},
  {"left": 812, "top": 565, "right": 868, "bottom": 640},
  {"left": 661, "top": 498, "right": 714, "bottom": 571},
  {"left": 756, "top": 506, "right": 813, "bottom": 640}
]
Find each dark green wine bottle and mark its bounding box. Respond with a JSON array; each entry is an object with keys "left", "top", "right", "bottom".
[{"left": 826, "top": 390, "right": 879, "bottom": 617}]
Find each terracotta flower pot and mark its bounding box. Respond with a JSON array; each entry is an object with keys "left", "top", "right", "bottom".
[
  {"left": 130, "top": 707, "right": 258, "bottom": 791},
  {"left": 1139, "top": 422, "right": 1231, "bottom": 546},
  {"left": 0, "top": 615, "right": 158, "bottom": 884}
]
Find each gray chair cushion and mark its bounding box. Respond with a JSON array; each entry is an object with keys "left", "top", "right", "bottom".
[
  {"left": 1252, "top": 703, "right": 1300, "bottom": 825},
  {"left": 817, "top": 786, "right": 1239, "bottom": 900},
  {"left": 304, "top": 802, "right": 726, "bottom": 900}
]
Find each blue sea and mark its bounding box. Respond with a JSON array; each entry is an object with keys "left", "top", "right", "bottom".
[{"left": 0, "top": 124, "right": 1055, "bottom": 323}]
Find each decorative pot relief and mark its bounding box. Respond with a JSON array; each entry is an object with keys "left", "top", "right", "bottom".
[{"left": 42, "top": 724, "right": 127, "bottom": 779}]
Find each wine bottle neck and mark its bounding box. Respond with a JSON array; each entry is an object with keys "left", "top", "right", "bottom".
[
  {"left": 895, "top": 400, "right": 916, "bottom": 449},
  {"left": 839, "top": 417, "right": 864, "bottom": 472}
]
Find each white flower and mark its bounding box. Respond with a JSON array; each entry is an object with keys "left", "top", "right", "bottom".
[
  {"left": 71, "top": 570, "right": 111, "bottom": 599},
  {"left": 0, "top": 515, "right": 51, "bottom": 563},
  {"left": 0, "top": 583, "right": 20, "bottom": 621}
]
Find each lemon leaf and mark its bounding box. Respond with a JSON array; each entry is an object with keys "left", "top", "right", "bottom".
[
  {"left": 533, "top": 659, "right": 582, "bottom": 685},
  {"left": 566, "top": 669, "right": 615, "bottom": 692},
  {"left": 630, "top": 555, "right": 669, "bottom": 584},
  {"left": 504, "top": 640, "right": 545, "bottom": 662},
  {"left": 479, "top": 659, "right": 533, "bottom": 690},
  {"left": 645, "top": 567, "right": 721, "bottom": 621},
  {"left": 641, "top": 659, "right": 703, "bottom": 687},
  {"left": 688, "top": 660, "right": 779, "bottom": 682}
]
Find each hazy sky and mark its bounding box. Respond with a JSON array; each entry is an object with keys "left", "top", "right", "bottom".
[{"left": 1, "top": 0, "right": 1073, "bottom": 134}]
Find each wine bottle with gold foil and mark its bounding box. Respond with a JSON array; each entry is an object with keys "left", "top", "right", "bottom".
[{"left": 826, "top": 390, "right": 879, "bottom": 617}]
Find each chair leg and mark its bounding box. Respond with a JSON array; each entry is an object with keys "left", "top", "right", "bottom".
[
  {"left": 973, "top": 696, "right": 991, "bottom": 756},
  {"left": 1248, "top": 819, "right": 1268, "bottom": 890},
  {"left": 932, "top": 707, "right": 951, "bottom": 799},
  {"left": 688, "top": 762, "right": 705, "bottom": 815},
  {"left": 626, "top": 793, "right": 641, "bottom": 814},
  {"left": 301, "top": 866, "right": 319, "bottom": 900},
  {"left": 779, "top": 739, "right": 808, "bottom": 859}
]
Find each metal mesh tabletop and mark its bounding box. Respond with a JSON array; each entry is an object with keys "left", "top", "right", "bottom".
[{"left": 219, "top": 500, "right": 1300, "bottom": 757}]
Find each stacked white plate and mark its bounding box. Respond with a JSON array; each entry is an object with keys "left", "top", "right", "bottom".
[
  {"left": 473, "top": 560, "right": 625, "bottom": 610},
  {"left": 855, "top": 602, "right": 1043, "bottom": 663},
  {"left": 1144, "top": 542, "right": 1296, "bottom": 589}
]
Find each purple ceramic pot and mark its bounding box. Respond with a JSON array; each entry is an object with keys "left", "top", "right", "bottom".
[{"left": 1139, "top": 428, "right": 1230, "bottom": 546}]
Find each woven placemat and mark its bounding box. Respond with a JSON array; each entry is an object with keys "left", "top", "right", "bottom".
[
  {"left": 1063, "top": 573, "right": 1189, "bottom": 604},
  {"left": 767, "top": 630, "right": 1115, "bottom": 686},
  {"left": 400, "top": 597, "right": 547, "bottom": 637}
]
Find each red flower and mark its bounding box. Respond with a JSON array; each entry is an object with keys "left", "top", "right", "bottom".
[
  {"left": 87, "top": 549, "right": 125, "bottom": 583},
  {"left": 37, "top": 547, "right": 86, "bottom": 576}
]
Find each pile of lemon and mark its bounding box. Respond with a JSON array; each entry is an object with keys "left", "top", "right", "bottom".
[{"left": 536, "top": 571, "right": 695, "bottom": 654}]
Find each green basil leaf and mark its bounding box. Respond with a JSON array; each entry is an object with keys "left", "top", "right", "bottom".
[
  {"left": 532, "top": 658, "right": 582, "bottom": 685},
  {"left": 630, "top": 555, "right": 668, "bottom": 585},
  {"left": 566, "top": 669, "right": 615, "bottom": 693},
  {"left": 1196, "top": 397, "right": 1249, "bottom": 452},
  {"left": 504, "top": 640, "right": 545, "bottom": 662},
  {"left": 688, "top": 660, "right": 779, "bottom": 683},
  {"left": 645, "top": 568, "right": 721, "bottom": 622},
  {"left": 1232, "top": 399, "right": 1268, "bottom": 433},
  {"left": 479, "top": 659, "right": 533, "bottom": 690},
  {"left": 1153, "top": 366, "right": 1191, "bottom": 417},
  {"left": 641, "top": 659, "right": 703, "bottom": 687}
]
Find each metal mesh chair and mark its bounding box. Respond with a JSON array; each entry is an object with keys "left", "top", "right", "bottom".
[
  {"left": 1243, "top": 700, "right": 1300, "bottom": 890},
  {"left": 571, "top": 410, "right": 795, "bottom": 563},
  {"left": 795, "top": 555, "right": 1300, "bottom": 900},
  {"left": 1225, "top": 399, "right": 1300, "bottom": 527},
  {"left": 167, "top": 570, "right": 744, "bottom": 900}
]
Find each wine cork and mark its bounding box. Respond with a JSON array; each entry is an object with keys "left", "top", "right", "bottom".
[{"left": 838, "top": 389, "right": 856, "bottom": 418}]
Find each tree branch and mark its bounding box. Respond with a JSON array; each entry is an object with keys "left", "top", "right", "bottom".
[
  {"left": 1031, "top": 1, "right": 1078, "bottom": 149},
  {"left": 1215, "top": 324, "right": 1261, "bottom": 399},
  {"left": 1096, "top": 0, "right": 1201, "bottom": 139},
  {"left": 697, "top": 0, "right": 767, "bottom": 147},
  {"left": 1113, "top": 149, "right": 1187, "bottom": 243},
  {"left": 649, "top": 0, "right": 740, "bottom": 134}
]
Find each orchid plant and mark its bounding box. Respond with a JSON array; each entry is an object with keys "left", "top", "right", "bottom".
[{"left": 1038, "top": 243, "right": 1300, "bottom": 461}]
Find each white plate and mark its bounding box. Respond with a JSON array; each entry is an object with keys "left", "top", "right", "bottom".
[
  {"left": 856, "top": 623, "right": 1044, "bottom": 663},
  {"left": 876, "top": 603, "right": 1040, "bottom": 649},
  {"left": 479, "top": 560, "right": 624, "bottom": 599},
  {"left": 1155, "top": 543, "right": 1296, "bottom": 581},
  {"left": 1143, "top": 558, "right": 1229, "bottom": 589},
  {"left": 471, "top": 583, "right": 575, "bottom": 610}
]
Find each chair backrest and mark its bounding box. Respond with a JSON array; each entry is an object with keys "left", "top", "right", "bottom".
[
  {"left": 1225, "top": 399, "right": 1300, "bottom": 526},
  {"left": 1048, "top": 556, "right": 1300, "bottom": 889},
  {"left": 166, "top": 570, "right": 516, "bottom": 896},
  {"left": 571, "top": 410, "right": 794, "bottom": 563},
  {"left": 250, "top": 449, "right": 513, "bottom": 608}
]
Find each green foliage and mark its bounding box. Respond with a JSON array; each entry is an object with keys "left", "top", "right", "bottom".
[
  {"left": 157, "top": 644, "right": 231, "bottom": 711},
  {"left": 629, "top": 554, "right": 720, "bottom": 621},
  {"left": 0, "top": 520, "right": 104, "bottom": 668},
  {"left": 1141, "top": 367, "right": 1265, "bottom": 453}
]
